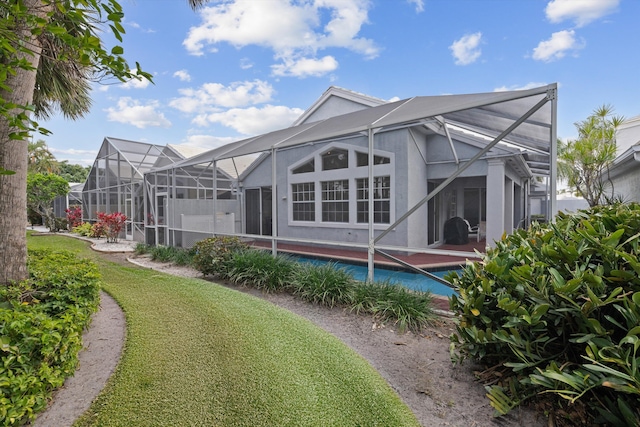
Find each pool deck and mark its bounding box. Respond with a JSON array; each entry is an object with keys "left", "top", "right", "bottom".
[{"left": 250, "top": 239, "right": 485, "bottom": 270}]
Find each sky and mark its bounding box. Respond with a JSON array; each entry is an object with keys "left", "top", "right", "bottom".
[{"left": 40, "top": 0, "right": 640, "bottom": 166}]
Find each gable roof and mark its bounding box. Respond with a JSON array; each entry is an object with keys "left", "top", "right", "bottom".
[{"left": 291, "top": 86, "right": 388, "bottom": 126}]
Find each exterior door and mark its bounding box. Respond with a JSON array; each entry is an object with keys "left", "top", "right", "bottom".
[
  {"left": 125, "top": 197, "right": 133, "bottom": 241},
  {"left": 156, "top": 193, "right": 167, "bottom": 245},
  {"left": 245, "top": 187, "right": 272, "bottom": 236},
  {"left": 427, "top": 181, "right": 441, "bottom": 245}
]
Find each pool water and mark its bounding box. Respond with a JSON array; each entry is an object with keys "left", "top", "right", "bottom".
[{"left": 294, "top": 256, "right": 459, "bottom": 297}]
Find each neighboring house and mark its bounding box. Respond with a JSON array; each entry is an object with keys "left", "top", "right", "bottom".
[
  {"left": 82, "top": 137, "right": 185, "bottom": 241},
  {"left": 608, "top": 115, "right": 640, "bottom": 203}
]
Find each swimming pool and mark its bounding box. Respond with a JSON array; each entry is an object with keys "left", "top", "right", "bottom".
[{"left": 294, "top": 256, "right": 459, "bottom": 297}]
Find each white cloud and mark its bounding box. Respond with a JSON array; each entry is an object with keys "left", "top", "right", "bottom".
[
  {"left": 170, "top": 79, "right": 275, "bottom": 113},
  {"left": 173, "top": 69, "right": 191, "bottom": 82},
  {"left": 532, "top": 30, "right": 583, "bottom": 62},
  {"left": 106, "top": 97, "right": 171, "bottom": 129},
  {"left": 449, "top": 32, "right": 482, "bottom": 65},
  {"left": 545, "top": 0, "right": 619, "bottom": 27},
  {"left": 407, "top": 0, "right": 424, "bottom": 13},
  {"left": 183, "top": 0, "right": 377, "bottom": 78},
  {"left": 272, "top": 55, "right": 338, "bottom": 78},
  {"left": 494, "top": 82, "right": 549, "bottom": 92},
  {"left": 193, "top": 105, "right": 304, "bottom": 135},
  {"left": 239, "top": 57, "right": 254, "bottom": 69},
  {"left": 50, "top": 148, "right": 98, "bottom": 167}
]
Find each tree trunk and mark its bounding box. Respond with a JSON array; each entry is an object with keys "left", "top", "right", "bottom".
[{"left": 0, "top": 0, "right": 51, "bottom": 284}]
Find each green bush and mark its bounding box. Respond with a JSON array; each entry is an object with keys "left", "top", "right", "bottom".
[
  {"left": 448, "top": 204, "right": 640, "bottom": 425},
  {"left": 189, "top": 237, "right": 437, "bottom": 333},
  {"left": 0, "top": 249, "right": 101, "bottom": 426},
  {"left": 352, "top": 281, "right": 434, "bottom": 333},
  {"left": 192, "top": 236, "right": 248, "bottom": 277},
  {"left": 291, "top": 262, "right": 355, "bottom": 307},
  {"left": 134, "top": 242, "right": 151, "bottom": 255},
  {"left": 72, "top": 222, "right": 92, "bottom": 237},
  {"left": 225, "top": 249, "right": 296, "bottom": 293}
]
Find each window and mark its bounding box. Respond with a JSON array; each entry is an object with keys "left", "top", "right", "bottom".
[
  {"left": 288, "top": 143, "right": 394, "bottom": 228},
  {"left": 322, "top": 180, "right": 349, "bottom": 222},
  {"left": 356, "top": 176, "right": 390, "bottom": 223},
  {"left": 356, "top": 152, "right": 390, "bottom": 167},
  {"left": 292, "top": 159, "right": 314, "bottom": 174},
  {"left": 292, "top": 182, "right": 315, "bottom": 221},
  {"left": 322, "top": 148, "right": 348, "bottom": 170}
]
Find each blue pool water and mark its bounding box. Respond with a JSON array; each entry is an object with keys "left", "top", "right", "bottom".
[{"left": 294, "top": 256, "right": 459, "bottom": 297}]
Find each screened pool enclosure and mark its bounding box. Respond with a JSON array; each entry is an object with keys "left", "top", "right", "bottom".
[
  {"left": 131, "top": 84, "right": 558, "bottom": 282},
  {"left": 82, "top": 137, "right": 184, "bottom": 242}
]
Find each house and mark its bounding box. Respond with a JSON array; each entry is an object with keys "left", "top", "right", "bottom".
[
  {"left": 138, "top": 85, "right": 558, "bottom": 278},
  {"left": 608, "top": 115, "right": 640, "bottom": 203},
  {"left": 79, "top": 86, "right": 558, "bottom": 278}
]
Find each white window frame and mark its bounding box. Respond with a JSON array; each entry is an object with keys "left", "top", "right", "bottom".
[{"left": 287, "top": 142, "right": 395, "bottom": 229}]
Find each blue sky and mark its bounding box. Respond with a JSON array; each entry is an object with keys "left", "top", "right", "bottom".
[{"left": 41, "top": 0, "right": 638, "bottom": 166}]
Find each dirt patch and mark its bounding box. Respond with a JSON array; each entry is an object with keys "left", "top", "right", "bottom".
[{"left": 34, "top": 248, "right": 547, "bottom": 427}]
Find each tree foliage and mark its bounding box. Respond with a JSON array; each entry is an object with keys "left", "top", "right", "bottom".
[
  {"left": 58, "top": 160, "right": 89, "bottom": 183},
  {"left": 0, "top": 0, "right": 152, "bottom": 284},
  {"left": 26, "top": 172, "right": 68, "bottom": 231},
  {"left": 558, "top": 105, "right": 625, "bottom": 207}
]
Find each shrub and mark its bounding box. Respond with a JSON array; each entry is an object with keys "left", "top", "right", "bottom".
[
  {"left": 90, "top": 222, "right": 106, "bottom": 239},
  {"left": 150, "top": 245, "right": 193, "bottom": 266},
  {"left": 134, "top": 242, "right": 151, "bottom": 255},
  {"left": 448, "top": 204, "right": 640, "bottom": 425},
  {"left": 192, "top": 236, "right": 248, "bottom": 277},
  {"left": 291, "top": 262, "right": 355, "bottom": 307},
  {"left": 0, "top": 249, "right": 101, "bottom": 426},
  {"left": 226, "top": 249, "right": 296, "bottom": 293},
  {"left": 72, "top": 222, "right": 93, "bottom": 236},
  {"left": 65, "top": 206, "right": 82, "bottom": 229},
  {"left": 352, "top": 281, "right": 434, "bottom": 332},
  {"left": 49, "top": 217, "right": 68, "bottom": 232},
  {"left": 97, "top": 212, "right": 127, "bottom": 243}
]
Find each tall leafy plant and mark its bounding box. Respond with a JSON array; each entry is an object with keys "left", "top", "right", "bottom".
[
  {"left": 558, "top": 105, "right": 625, "bottom": 207},
  {"left": 449, "top": 204, "right": 640, "bottom": 425},
  {"left": 96, "top": 212, "right": 127, "bottom": 243}
]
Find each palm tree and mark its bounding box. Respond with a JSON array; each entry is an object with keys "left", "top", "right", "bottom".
[
  {"left": 0, "top": 0, "right": 208, "bottom": 284},
  {"left": 28, "top": 139, "right": 60, "bottom": 174},
  {"left": 557, "top": 105, "right": 625, "bottom": 207}
]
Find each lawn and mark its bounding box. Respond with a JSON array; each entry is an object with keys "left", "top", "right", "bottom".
[{"left": 27, "top": 234, "right": 420, "bottom": 427}]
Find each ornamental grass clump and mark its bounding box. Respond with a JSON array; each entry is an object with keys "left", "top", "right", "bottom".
[
  {"left": 448, "top": 203, "right": 640, "bottom": 426},
  {"left": 225, "top": 249, "right": 296, "bottom": 293},
  {"left": 0, "top": 249, "right": 101, "bottom": 426},
  {"left": 291, "top": 262, "right": 355, "bottom": 307},
  {"left": 352, "top": 281, "right": 434, "bottom": 333}
]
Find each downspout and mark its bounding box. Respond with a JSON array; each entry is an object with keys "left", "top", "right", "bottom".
[{"left": 367, "top": 127, "right": 375, "bottom": 282}]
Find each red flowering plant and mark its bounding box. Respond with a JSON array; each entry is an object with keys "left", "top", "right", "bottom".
[
  {"left": 96, "top": 212, "right": 127, "bottom": 243},
  {"left": 65, "top": 206, "right": 83, "bottom": 230}
]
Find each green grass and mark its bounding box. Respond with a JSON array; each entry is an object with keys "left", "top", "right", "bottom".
[{"left": 27, "top": 234, "right": 420, "bottom": 427}]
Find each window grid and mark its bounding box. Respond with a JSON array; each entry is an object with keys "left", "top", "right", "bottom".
[
  {"left": 321, "top": 180, "right": 349, "bottom": 222},
  {"left": 356, "top": 176, "right": 390, "bottom": 223},
  {"left": 292, "top": 182, "right": 315, "bottom": 221}
]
